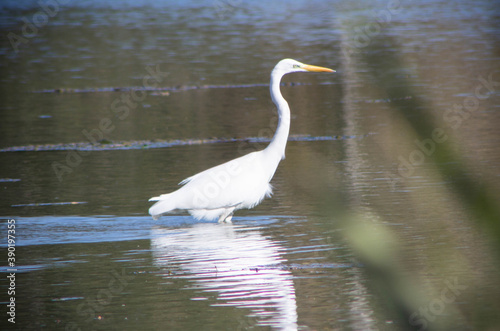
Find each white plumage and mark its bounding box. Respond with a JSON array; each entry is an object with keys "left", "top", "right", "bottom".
[{"left": 149, "top": 59, "right": 334, "bottom": 222}]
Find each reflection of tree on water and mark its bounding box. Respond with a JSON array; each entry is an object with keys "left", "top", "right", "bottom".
[{"left": 151, "top": 223, "right": 297, "bottom": 330}]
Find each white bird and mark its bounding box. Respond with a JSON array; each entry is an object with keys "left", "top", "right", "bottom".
[{"left": 149, "top": 58, "right": 334, "bottom": 222}]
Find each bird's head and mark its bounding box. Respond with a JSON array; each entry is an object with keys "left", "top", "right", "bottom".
[{"left": 272, "top": 58, "right": 335, "bottom": 76}]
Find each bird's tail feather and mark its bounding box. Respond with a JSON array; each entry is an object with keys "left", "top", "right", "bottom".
[
  {"left": 148, "top": 194, "right": 176, "bottom": 220},
  {"left": 149, "top": 193, "right": 170, "bottom": 202}
]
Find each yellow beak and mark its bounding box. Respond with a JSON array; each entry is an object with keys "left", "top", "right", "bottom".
[{"left": 303, "top": 64, "right": 335, "bottom": 73}]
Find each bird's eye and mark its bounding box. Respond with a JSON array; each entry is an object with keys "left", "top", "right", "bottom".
[{"left": 293, "top": 64, "right": 301, "bottom": 68}]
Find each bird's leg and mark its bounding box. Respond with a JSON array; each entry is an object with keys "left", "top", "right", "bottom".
[
  {"left": 224, "top": 215, "right": 233, "bottom": 223},
  {"left": 218, "top": 213, "right": 233, "bottom": 223},
  {"left": 218, "top": 208, "right": 234, "bottom": 223}
]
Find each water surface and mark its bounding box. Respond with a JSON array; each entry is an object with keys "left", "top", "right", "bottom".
[{"left": 1, "top": 0, "right": 499, "bottom": 330}]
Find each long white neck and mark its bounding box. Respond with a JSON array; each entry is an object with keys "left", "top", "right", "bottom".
[{"left": 265, "top": 71, "right": 290, "bottom": 161}]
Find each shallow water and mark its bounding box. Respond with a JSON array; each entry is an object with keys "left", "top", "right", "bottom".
[{"left": 1, "top": 0, "right": 500, "bottom": 330}]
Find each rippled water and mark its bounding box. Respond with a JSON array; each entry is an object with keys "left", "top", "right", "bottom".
[{"left": 1, "top": 0, "right": 499, "bottom": 330}]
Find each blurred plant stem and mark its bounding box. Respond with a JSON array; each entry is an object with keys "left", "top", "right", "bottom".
[
  {"left": 362, "top": 35, "right": 500, "bottom": 255},
  {"left": 317, "top": 31, "right": 500, "bottom": 330}
]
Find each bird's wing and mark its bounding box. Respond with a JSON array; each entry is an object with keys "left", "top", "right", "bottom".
[
  {"left": 172, "top": 151, "right": 272, "bottom": 210},
  {"left": 178, "top": 150, "right": 259, "bottom": 186},
  {"left": 178, "top": 173, "right": 199, "bottom": 185}
]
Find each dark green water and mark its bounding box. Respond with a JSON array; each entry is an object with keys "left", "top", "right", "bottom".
[{"left": 1, "top": 0, "right": 499, "bottom": 330}]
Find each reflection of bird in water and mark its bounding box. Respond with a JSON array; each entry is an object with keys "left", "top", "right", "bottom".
[
  {"left": 149, "top": 59, "right": 334, "bottom": 222},
  {"left": 151, "top": 222, "right": 298, "bottom": 329}
]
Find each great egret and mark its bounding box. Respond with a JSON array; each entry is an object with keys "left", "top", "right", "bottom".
[{"left": 149, "top": 58, "right": 334, "bottom": 222}]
